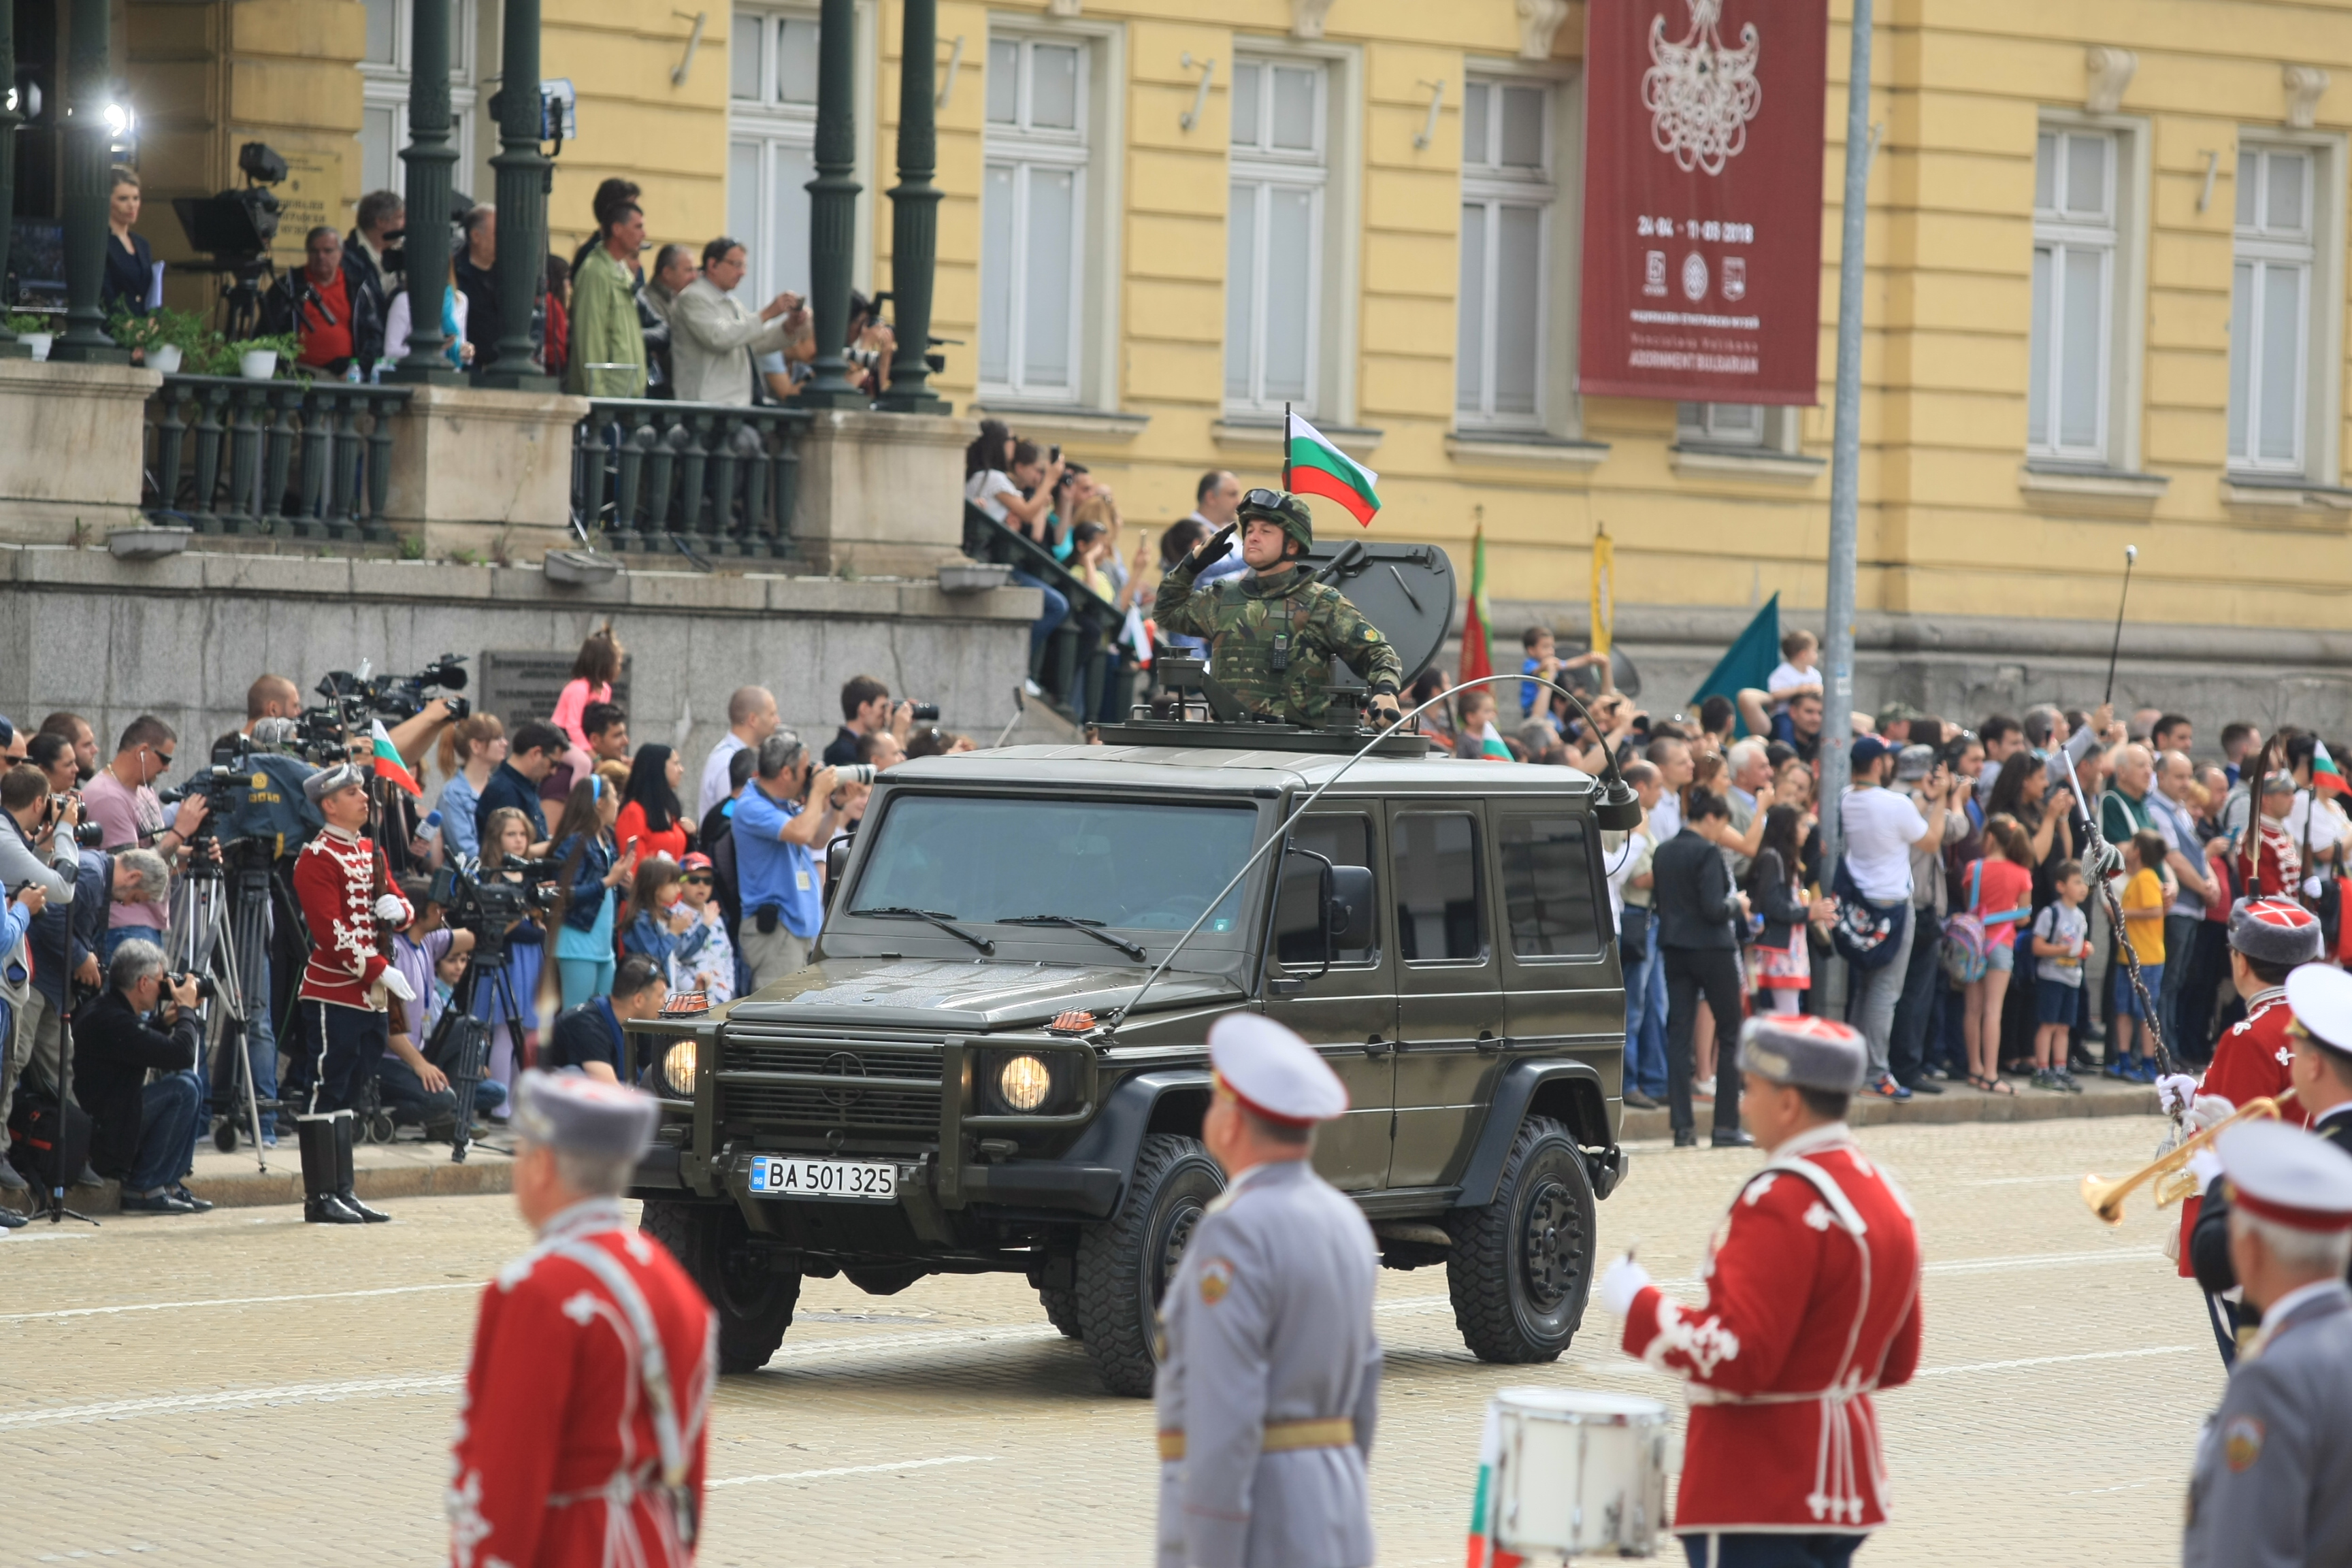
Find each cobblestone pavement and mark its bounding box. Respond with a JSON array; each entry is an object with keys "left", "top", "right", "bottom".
[{"left": 5, "top": 1115, "right": 2217, "bottom": 1566}]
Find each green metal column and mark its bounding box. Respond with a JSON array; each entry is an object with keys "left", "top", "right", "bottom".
[
  {"left": 875, "top": 0, "right": 944, "bottom": 412},
  {"left": 389, "top": 0, "right": 461, "bottom": 382},
  {"left": 0, "top": 0, "right": 24, "bottom": 357},
  {"left": 478, "top": 0, "right": 551, "bottom": 387},
  {"left": 52, "top": 0, "right": 127, "bottom": 362},
  {"left": 796, "top": 0, "right": 864, "bottom": 408}
]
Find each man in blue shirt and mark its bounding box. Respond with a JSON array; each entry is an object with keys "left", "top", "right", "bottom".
[
  {"left": 474, "top": 720, "right": 564, "bottom": 851},
  {"left": 544, "top": 955, "right": 668, "bottom": 1081},
  {"left": 733, "top": 733, "right": 840, "bottom": 992}
]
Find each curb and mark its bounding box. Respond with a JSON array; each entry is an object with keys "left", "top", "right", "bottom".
[
  {"left": 1621, "top": 1081, "right": 2159, "bottom": 1141},
  {"left": 5, "top": 1154, "right": 513, "bottom": 1217}
]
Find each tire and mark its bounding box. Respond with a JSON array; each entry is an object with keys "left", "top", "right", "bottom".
[
  {"left": 1037, "top": 1284, "right": 1082, "bottom": 1339},
  {"left": 642, "top": 1199, "right": 803, "bottom": 1373},
  {"left": 1445, "top": 1115, "right": 1597, "bottom": 1364},
  {"left": 1074, "top": 1133, "right": 1224, "bottom": 1396}
]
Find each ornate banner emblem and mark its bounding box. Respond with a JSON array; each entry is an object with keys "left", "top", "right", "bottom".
[{"left": 1642, "top": 0, "right": 1763, "bottom": 176}]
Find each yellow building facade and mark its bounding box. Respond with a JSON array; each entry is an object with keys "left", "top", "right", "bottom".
[{"left": 103, "top": 0, "right": 2352, "bottom": 651}]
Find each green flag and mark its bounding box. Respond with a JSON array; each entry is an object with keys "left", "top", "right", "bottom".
[{"left": 1690, "top": 594, "right": 1780, "bottom": 738}]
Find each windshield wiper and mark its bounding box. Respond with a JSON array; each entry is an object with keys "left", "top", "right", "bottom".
[
  {"left": 999, "top": 913, "right": 1148, "bottom": 961},
  {"left": 848, "top": 906, "right": 996, "bottom": 954}
]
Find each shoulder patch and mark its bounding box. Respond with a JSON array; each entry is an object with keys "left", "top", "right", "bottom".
[
  {"left": 2225, "top": 1415, "right": 2264, "bottom": 1471},
  {"left": 1197, "top": 1256, "right": 1236, "bottom": 1306}
]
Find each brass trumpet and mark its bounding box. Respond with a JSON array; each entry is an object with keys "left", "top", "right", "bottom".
[{"left": 2080, "top": 1090, "right": 2299, "bottom": 1226}]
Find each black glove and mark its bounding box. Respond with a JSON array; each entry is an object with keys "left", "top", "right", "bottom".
[{"left": 1186, "top": 523, "right": 1236, "bottom": 575}]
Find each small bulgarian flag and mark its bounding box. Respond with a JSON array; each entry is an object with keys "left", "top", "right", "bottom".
[
  {"left": 1285, "top": 406, "right": 1382, "bottom": 527},
  {"left": 1459, "top": 524, "right": 1494, "bottom": 687},
  {"left": 2316, "top": 739, "right": 2349, "bottom": 797},
  {"left": 370, "top": 719, "right": 423, "bottom": 796},
  {"left": 1464, "top": 1403, "right": 1526, "bottom": 1568}
]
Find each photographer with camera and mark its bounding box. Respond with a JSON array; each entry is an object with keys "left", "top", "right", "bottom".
[
  {"left": 381, "top": 875, "right": 507, "bottom": 1139},
  {"left": 736, "top": 734, "right": 838, "bottom": 991},
  {"left": 825, "top": 675, "right": 917, "bottom": 768},
  {"left": 345, "top": 190, "right": 404, "bottom": 323},
  {"left": 476, "top": 721, "right": 564, "bottom": 851},
  {"left": 290, "top": 763, "right": 413, "bottom": 1225},
  {"left": 78, "top": 941, "right": 209, "bottom": 1215},
  {"left": 261, "top": 227, "right": 386, "bottom": 375},
  {"left": 1, "top": 764, "right": 109, "bottom": 1191},
  {"left": 82, "top": 717, "right": 210, "bottom": 956},
  {"left": 544, "top": 955, "right": 668, "bottom": 1083}
]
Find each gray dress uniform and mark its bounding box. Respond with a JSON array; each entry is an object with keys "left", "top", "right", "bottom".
[
  {"left": 2183, "top": 1280, "right": 2352, "bottom": 1567},
  {"left": 1154, "top": 1156, "right": 1383, "bottom": 1568}
]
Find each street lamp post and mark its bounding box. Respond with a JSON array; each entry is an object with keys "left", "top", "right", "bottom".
[
  {"left": 478, "top": 0, "right": 552, "bottom": 388},
  {"left": 1817, "top": 0, "right": 1874, "bottom": 1013},
  {"left": 797, "top": 0, "right": 865, "bottom": 408},
  {"left": 390, "top": 0, "right": 462, "bottom": 382},
  {"left": 0, "top": 0, "right": 25, "bottom": 357},
  {"left": 875, "top": 0, "right": 945, "bottom": 413},
  {"left": 52, "top": 0, "right": 128, "bottom": 363}
]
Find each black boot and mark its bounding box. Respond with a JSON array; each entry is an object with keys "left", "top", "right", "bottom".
[
  {"left": 298, "top": 1117, "right": 363, "bottom": 1224},
  {"left": 336, "top": 1113, "right": 391, "bottom": 1224}
]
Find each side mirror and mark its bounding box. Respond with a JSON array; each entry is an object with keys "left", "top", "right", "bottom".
[{"left": 1325, "top": 864, "right": 1375, "bottom": 950}]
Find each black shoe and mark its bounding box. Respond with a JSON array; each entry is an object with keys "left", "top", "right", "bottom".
[
  {"left": 169, "top": 1184, "right": 215, "bottom": 1213},
  {"left": 1712, "top": 1129, "right": 1757, "bottom": 1149},
  {"left": 1624, "top": 1090, "right": 1660, "bottom": 1111},
  {"left": 305, "top": 1192, "right": 367, "bottom": 1225},
  {"left": 1673, "top": 1128, "right": 1698, "bottom": 1148},
  {"left": 333, "top": 1113, "right": 393, "bottom": 1223},
  {"left": 1901, "top": 1077, "right": 1945, "bottom": 1096},
  {"left": 120, "top": 1189, "right": 197, "bottom": 1215},
  {"left": 0, "top": 1205, "right": 27, "bottom": 1228}
]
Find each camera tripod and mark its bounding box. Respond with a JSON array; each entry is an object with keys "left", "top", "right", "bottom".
[
  {"left": 169, "top": 844, "right": 292, "bottom": 1176},
  {"left": 421, "top": 934, "right": 529, "bottom": 1165}
]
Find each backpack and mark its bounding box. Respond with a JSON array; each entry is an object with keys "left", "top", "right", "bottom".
[{"left": 1940, "top": 860, "right": 1990, "bottom": 986}]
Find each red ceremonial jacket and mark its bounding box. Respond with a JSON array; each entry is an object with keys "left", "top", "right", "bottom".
[
  {"left": 2176, "top": 985, "right": 2309, "bottom": 1275},
  {"left": 293, "top": 823, "right": 408, "bottom": 1010},
  {"left": 1621, "top": 1124, "right": 1923, "bottom": 1533},
  {"left": 448, "top": 1198, "right": 716, "bottom": 1568}
]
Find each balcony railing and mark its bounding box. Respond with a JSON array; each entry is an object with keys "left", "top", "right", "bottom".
[
  {"left": 962, "top": 503, "right": 1134, "bottom": 725},
  {"left": 570, "top": 400, "right": 811, "bottom": 559},
  {"left": 140, "top": 376, "right": 412, "bottom": 540}
]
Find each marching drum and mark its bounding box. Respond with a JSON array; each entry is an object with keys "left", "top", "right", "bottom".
[{"left": 1489, "top": 1388, "right": 1671, "bottom": 1560}]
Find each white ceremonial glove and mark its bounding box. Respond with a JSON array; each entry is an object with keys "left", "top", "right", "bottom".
[
  {"left": 2187, "top": 1147, "right": 2225, "bottom": 1188},
  {"left": 2305, "top": 876, "right": 2327, "bottom": 899},
  {"left": 1598, "top": 1253, "right": 1653, "bottom": 1317},
  {"left": 374, "top": 893, "right": 406, "bottom": 924},
  {"left": 380, "top": 967, "right": 417, "bottom": 1003},
  {"left": 2185, "top": 1094, "right": 2236, "bottom": 1134},
  {"left": 2155, "top": 1073, "right": 2202, "bottom": 1117}
]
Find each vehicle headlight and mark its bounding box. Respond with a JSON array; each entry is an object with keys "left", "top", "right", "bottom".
[
  {"left": 662, "top": 1040, "right": 698, "bottom": 1097},
  {"left": 996, "top": 1053, "right": 1051, "bottom": 1112}
]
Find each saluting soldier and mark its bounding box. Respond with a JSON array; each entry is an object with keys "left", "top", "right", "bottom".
[
  {"left": 448, "top": 1071, "right": 715, "bottom": 1568},
  {"left": 1599, "top": 1015, "right": 1923, "bottom": 1567},
  {"left": 1153, "top": 489, "right": 1405, "bottom": 728},
  {"left": 1156, "top": 1013, "right": 1381, "bottom": 1568},
  {"left": 2182, "top": 1117, "right": 2352, "bottom": 1568}
]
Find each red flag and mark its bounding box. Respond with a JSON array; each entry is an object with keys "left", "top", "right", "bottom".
[{"left": 1458, "top": 526, "right": 1493, "bottom": 686}]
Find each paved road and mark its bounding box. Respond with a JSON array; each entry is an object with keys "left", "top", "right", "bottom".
[{"left": 7, "top": 1115, "right": 2215, "bottom": 1567}]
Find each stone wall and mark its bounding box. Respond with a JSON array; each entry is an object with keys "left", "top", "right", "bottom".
[
  {"left": 0, "top": 546, "right": 1047, "bottom": 773},
  {"left": 1486, "top": 600, "right": 2352, "bottom": 745}
]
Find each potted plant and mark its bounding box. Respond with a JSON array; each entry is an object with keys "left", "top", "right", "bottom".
[
  {"left": 109, "top": 305, "right": 212, "bottom": 374},
  {"left": 236, "top": 331, "right": 301, "bottom": 380},
  {"left": 6, "top": 312, "right": 54, "bottom": 361}
]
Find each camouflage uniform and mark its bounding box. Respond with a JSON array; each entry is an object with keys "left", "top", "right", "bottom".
[{"left": 1154, "top": 561, "right": 1405, "bottom": 725}]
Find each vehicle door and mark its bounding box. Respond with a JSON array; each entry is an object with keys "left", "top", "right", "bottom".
[
  {"left": 1386, "top": 802, "right": 1503, "bottom": 1188},
  {"left": 1494, "top": 804, "right": 1622, "bottom": 1097},
  {"left": 1262, "top": 807, "right": 1395, "bottom": 1192}
]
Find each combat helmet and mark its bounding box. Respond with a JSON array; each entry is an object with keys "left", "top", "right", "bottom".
[{"left": 1237, "top": 487, "right": 1314, "bottom": 557}]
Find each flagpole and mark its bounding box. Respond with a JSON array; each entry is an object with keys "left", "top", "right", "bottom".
[
  {"left": 1283, "top": 402, "right": 1292, "bottom": 493},
  {"left": 1819, "top": 0, "right": 1874, "bottom": 1017}
]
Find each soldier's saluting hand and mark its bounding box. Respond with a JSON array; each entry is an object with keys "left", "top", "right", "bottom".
[
  {"left": 1155, "top": 1015, "right": 1381, "bottom": 1568},
  {"left": 1153, "top": 489, "right": 1404, "bottom": 728}
]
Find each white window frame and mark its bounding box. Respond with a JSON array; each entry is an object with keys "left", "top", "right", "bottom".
[
  {"left": 2228, "top": 136, "right": 2343, "bottom": 483},
  {"left": 1456, "top": 74, "right": 1554, "bottom": 431},
  {"left": 979, "top": 31, "right": 1090, "bottom": 403},
  {"left": 725, "top": 4, "right": 877, "bottom": 309},
  {"left": 1226, "top": 54, "right": 1328, "bottom": 415},
  {"left": 1221, "top": 43, "right": 1362, "bottom": 423},
  {"left": 357, "top": 0, "right": 480, "bottom": 201},
  {"left": 2025, "top": 112, "right": 2150, "bottom": 473}
]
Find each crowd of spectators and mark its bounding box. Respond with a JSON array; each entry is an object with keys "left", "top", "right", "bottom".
[{"left": 1414, "top": 621, "right": 2352, "bottom": 1149}]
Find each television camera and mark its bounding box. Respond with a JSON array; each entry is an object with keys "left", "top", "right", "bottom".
[
  {"left": 421, "top": 855, "right": 561, "bottom": 1165},
  {"left": 295, "top": 655, "right": 473, "bottom": 763},
  {"left": 170, "top": 140, "right": 291, "bottom": 342},
  {"left": 426, "top": 856, "right": 559, "bottom": 964}
]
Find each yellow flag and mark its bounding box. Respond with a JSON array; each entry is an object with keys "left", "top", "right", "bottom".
[{"left": 1590, "top": 527, "right": 1614, "bottom": 656}]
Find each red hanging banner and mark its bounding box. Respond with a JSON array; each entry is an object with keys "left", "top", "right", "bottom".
[{"left": 1577, "top": 0, "right": 1829, "bottom": 405}]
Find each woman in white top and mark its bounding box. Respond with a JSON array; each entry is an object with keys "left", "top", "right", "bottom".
[{"left": 382, "top": 258, "right": 474, "bottom": 370}]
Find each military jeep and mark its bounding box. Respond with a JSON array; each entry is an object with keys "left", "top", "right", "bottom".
[{"left": 632, "top": 700, "right": 1637, "bottom": 1396}]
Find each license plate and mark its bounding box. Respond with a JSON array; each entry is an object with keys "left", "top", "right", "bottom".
[{"left": 748, "top": 1156, "right": 898, "bottom": 1201}]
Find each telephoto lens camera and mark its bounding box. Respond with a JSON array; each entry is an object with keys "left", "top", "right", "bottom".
[
  {"left": 166, "top": 970, "right": 220, "bottom": 1001},
  {"left": 47, "top": 796, "right": 103, "bottom": 848},
  {"left": 832, "top": 764, "right": 878, "bottom": 786},
  {"left": 314, "top": 654, "right": 472, "bottom": 728},
  {"left": 909, "top": 702, "right": 941, "bottom": 723},
  {"left": 428, "top": 858, "right": 561, "bottom": 962}
]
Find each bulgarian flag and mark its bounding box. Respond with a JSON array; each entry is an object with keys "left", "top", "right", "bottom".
[
  {"left": 1459, "top": 525, "right": 1494, "bottom": 686},
  {"left": 1286, "top": 407, "right": 1382, "bottom": 527},
  {"left": 1463, "top": 1402, "right": 1526, "bottom": 1568},
  {"left": 2316, "top": 739, "right": 2349, "bottom": 797},
  {"left": 370, "top": 719, "right": 423, "bottom": 796}
]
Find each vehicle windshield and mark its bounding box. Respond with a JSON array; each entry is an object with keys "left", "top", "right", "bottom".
[{"left": 849, "top": 794, "right": 1258, "bottom": 934}]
